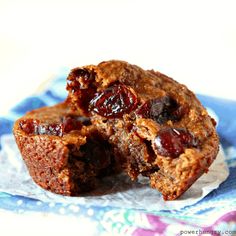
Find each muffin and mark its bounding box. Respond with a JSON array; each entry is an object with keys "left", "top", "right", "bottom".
[
  {"left": 13, "top": 103, "right": 117, "bottom": 195},
  {"left": 66, "top": 60, "right": 219, "bottom": 200}
]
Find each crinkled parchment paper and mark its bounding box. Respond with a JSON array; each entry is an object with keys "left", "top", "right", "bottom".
[{"left": 0, "top": 134, "right": 229, "bottom": 211}]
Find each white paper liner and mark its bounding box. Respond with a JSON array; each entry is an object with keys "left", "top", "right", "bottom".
[{"left": 0, "top": 134, "right": 229, "bottom": 211}]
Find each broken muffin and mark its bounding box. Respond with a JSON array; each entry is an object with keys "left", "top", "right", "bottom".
[{"left": 66, "top": 60, "right": 219, "bottom": 200}]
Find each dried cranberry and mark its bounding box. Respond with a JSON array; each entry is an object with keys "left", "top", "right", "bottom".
[
  {"left": 19, "top": 119, "right": 39, "bottom": 134},
  {"left": 61, "top": 116, "right": 82, "bottom": 133},
  {"left": 67, "top": 80, "right": 80, "bottom": 94},
  {"left": 89, "top": 84, "right": 138, "bottom": 118},
  {"left": 20, "top": 119, "right": 63, "bottom": 136},
  {"left": 67, "top": 68, "right": 94, "bottom": 92},
  {"left": 154, "top": 128, "right": 199, "bottom": 158},
  {"left": 38, "top": 123, "right": 63, "bottom": 136},
  {"left": 80, "top": 87, "right": 97, "bottom": 113},
  {"left": 73, "top": 68, "right": 91, "bottom": 82},
  {"left": 61, "top": 116, "right": 91, "bottom": 133},
  {"left": 136, "top": 96, "right": 183, "bottom": 124},
  {"left": 19, "top": 116, "right": 90, "bottom": 136}
]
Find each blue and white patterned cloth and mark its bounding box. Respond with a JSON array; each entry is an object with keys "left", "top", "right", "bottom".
[{"left": 0, "top": 74, "right": 236, "bottom": 235}]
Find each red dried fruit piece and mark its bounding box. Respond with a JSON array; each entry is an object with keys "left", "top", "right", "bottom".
[
  {"left": 19, "top": 119, "right": 63, "bottom": 136},
  {"left": 19, "top": 119, "right": 39, "bottom": 134},
  {"left": 61, "top": 116, "right": 91, "bottom": 133},
  {"left": 136, "top": 96, "right": 183, "bottom": 124},
  {"left": 61, "top": 116, "right": 82, "bottom": 133},
  {"left": 74, "top": 68, "right": 91, "bottom": 82},
  {"left": 19, "top": 116, "right": 90, "bottom": 136},
  {"left": 154, "top": 128, "right": 199, "bottom": 158},
  {"left": 67, "top": 68, "right": 94, "bottom": 92},
  {"left": 89, "top": 84, "right": 138, "bottom": 118},
  {"left": 38, "top": 123, "right": 62, "bottom": 136},
  {"left": 79, "top": 87, "right": 97, "bottom": 113}
]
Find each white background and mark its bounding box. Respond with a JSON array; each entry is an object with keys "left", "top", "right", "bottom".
[
  {"left": 0, "top": 0, "right": 236, "bottom": 235},
  {"left": 0, "top": 0, "right": 236, "bottom": 115}
]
